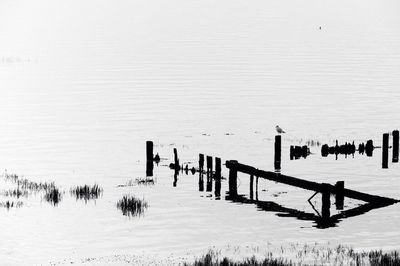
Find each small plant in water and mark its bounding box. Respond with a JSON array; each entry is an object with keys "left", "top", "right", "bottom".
[
  {"left": 70, "top": 184, "right": 103, "bottom": 202},
  {"left": 117, "top": 177, "right": 155, "bottom": 187},
  {"left": 44, "top": 187, "right": 62, "bottom": 206},
  {"left": 117, "top": 195, "right": 148, "bottom": 217},
  {"left": 0, "top": 201, "right": 24, "bottom": 209}
]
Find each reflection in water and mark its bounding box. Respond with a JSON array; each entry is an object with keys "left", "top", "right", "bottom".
[{"left": 225, "top": 177, "right": 395, "bottom": 229}]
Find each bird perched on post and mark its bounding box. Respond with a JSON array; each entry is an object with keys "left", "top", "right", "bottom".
[{"left": 276, "top": 125, "right": 286, "bottom": 134}]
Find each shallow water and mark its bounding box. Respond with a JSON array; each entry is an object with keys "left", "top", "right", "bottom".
[{"left": 1, "top": 0, "right": 400, "bottom": 264}]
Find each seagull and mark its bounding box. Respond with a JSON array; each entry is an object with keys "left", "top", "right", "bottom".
[{"left": 276, "top": 125, "right": 286, "bottom": 134}]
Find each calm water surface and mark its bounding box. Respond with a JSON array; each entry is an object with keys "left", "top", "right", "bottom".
[{"left": 1, "top": 0, "right": 400, "bottom": 264}]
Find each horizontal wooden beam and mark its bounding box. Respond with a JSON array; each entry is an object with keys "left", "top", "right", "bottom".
[{"left": 225, "top": 160, "right": 398, "bottom": 204}]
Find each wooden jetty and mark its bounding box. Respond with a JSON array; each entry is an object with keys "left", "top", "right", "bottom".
[{"left": 225, "top": 160, "right": 398, "bottom": 208}]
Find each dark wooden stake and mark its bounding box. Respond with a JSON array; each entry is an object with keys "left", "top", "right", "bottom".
[
  {"left": 206, "top": 155, "right": 213, "bottom": 173},
  {"left": 274, "top": 135, "right": 281, "bottom": 170},
  {"left": 215, "top": 157, "right": 221, "bottom": 179},
  {"left": 250, "top": 174, "right": 254, "bottom": 200},
  {"left": 199, "top": 154, "right": 204, "bottom": 172},
  {"left": 382, "top": 133, "right": 389, "bottom": 169},
  {"left": 228, "top": 160, "right": 238, "bottom": 196},
  {"left": 393, "top": 130, "right": 399, "bottom": 163},
  {"left": 335, "top": 181, "right": 344, "bottom": 210},
  {"left": 321, "top": 183, "right": 331, "bottom": 219},
  {"left": 146, "top": 141, "right": 153, "bottom": 161}
]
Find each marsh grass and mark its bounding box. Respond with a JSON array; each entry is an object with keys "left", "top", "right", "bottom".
[
  {"left": 1, "top": 188, "right": 28, "bottom": 198},
  {"left": 70, "top": 184, "right": 103, "bottom": 202},
  {"left": 185, "top": 245, "right": 400, "bottom": 266},
  {"left": 117, "top": 177, "right": 155, "bottom": 187},
  {"left": 0, "top": 200, "right": 23, "bottom": 209},
  {"left": 117, "top": 195, "right": 148, "bottom": 217},
  {"left": 44, "top": 187, "right": 62, "bottom": 206}
]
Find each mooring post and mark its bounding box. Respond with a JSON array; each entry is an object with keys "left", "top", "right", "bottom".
[
  {"left": 290, "top": 146, "right": 294, "bottom": 160},
  {"left": 199, "top": 154, "right": 204, "bottom": 172},
  {"left": 228, "top": 160, "right": 238, "bottom": 196},
  {"left": 321, "top": 183, "right": 331, "bottom": 219},
  {"left": 146, "top": 141, "right": 153, "bottom": 161},
  {"left": 206, "top": 155, "right": 213, "bottom": 174},
  {"left": 198, "top": 172, "right": 204, "bottom": 191},
  {"left": 250, "top": 174, "right": 254, "bottom": 200},
  {"left": 215, "top": 157, "right": 221, "bottom": 179},
  {"left": 173, "top": 148, "right": 179, "bottom": 169},
  {"left": 335, "top": 181, "right": 344, "bottom": 210},
  {"left": 255, "top": 176, "right": 259, "bottom": 201},
  {"left": 146, "top": 161, "right": 153, "bottom": 177},
  {"left": 393, "top": 130, "right": 399, "bottom": 163},
  {"left": 382, "top": 133, "right": 389, "bottom": 169},
  {"left": 274, "top": 135, "right": 281, "bottom": 170}
]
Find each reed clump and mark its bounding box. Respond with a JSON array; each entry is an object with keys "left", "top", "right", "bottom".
[
  {"left": 70, "top": 184, "right": 103, "bottom": 202},
  {"left": 0, "top": 201, "right": 23, "bottom": 209},
  {"left": 116, "top": 195, "right": 148, "bottom": 217},
  {"left": 2, "top": 188, "right": 28, "bottom": 198},
  {"left": 117, "top": 177, "right": 155, "bottom": 187},
  {"left": 44, "top": 187, "right": 62, "bottom": 206}
]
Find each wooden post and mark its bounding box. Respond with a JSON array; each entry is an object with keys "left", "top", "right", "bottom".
[
  {"left": 146, "top": 161, "right": 153, "bottom": 177},
  {"left": 250, "top": 174, "right": 254, "bottom": 200},
  {"left": 382, "top": 133, "right": 389, "bottom": 169},
  {"left": 198, "top": 172, "right": 204, "bottom": 191},
  {"left": 290, "top": 146, "right": 294, "bottom": 160},
  {"left": 146, "top": 141, "right": 153, "bottom": 161},
  {"left": 335, "top": 181, "right": 344, "bottom": 210},
  {"left": 215, "top": 157, "right": 221, "bottom": 179},
  {"left": 274, "top": 135, "right": 281, "bottom": 170},
  {"left": 173, "top": 148, "right": 179, "bottom": 168},
  {"left": 393, "top": 130, "right": 399, "bottom": 163},
  {"left": 321, "top": 183, "right": 331, "bottom": 219},
  {"left": 206, "top": 155, "right": 213, "bottom": 174},
  {"left": 199, "top": 154, "right": 204, "bottom": 172},
  {"left": 256, "top": 176, "right": 259, "bottom": 201},
  {"left": 228, "top": 160, "right": 238, "bottom": 196}
]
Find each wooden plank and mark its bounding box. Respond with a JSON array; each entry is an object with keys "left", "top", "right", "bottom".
[{"left": 225, "top": 160, "right": 398, "bottom": 204}]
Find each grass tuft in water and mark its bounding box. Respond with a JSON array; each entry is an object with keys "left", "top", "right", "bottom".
[
  {"left": 44, "top": 187, "right": 62, "bottom": 206},
  {"left": 70, "top": 184, "right": 103, "bottom": 202},
  {"left": 117, "top": 177, "right": 155, "bottom": 187},
  {"left": 2, "top": 188, "right": 28, "bottom": 198},
  {"left": 116, "top": 195, "right": 148, "bottom": 217},
  {"left": 0, "top": 201, "right": 23, "bottom": 209}
]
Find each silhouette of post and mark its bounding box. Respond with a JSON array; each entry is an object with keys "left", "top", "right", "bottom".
[
  {"left": 146, "top": 141, "right": 153, "bottom": 161},
  {"left": 228, "top": 160, "right": 238, "bottom": 196},
  {"left": 393, "top": 130, "right": 399, "bottom": 163},
  {"left": 321, "top": 183, "right": 331, "bottom": 219},
  {"left": 290, "top": 146, "right": 294, "bottom": 160},
  {"left": 206, "top": 155, "right": 213, "bottom": 174},
  {"left": 215, "top": 157, "right": 221, "bottom": 179},
  {"left": 173, "top": 148, "right": 179, "bottom": 169},
  {"left": 274, "top": 135, "right": 281, "bottom": 170},
  {"left": 250, "top": 174, "right": 254, "bottom": 200},
  {"left": 335, "top": 181, "right": 344, "bottom": 210},
  {"left": 382, "top": 133, "right": 389, "bottom": 169},
  {"left": 199, "top": 154, "right": 204, "bottom": 172},
  {"left": 198, "top": 172, "right": 204, "bottom": 191},
  {"left": 146, "top": 161, "right": 153, "bottom": 177}
]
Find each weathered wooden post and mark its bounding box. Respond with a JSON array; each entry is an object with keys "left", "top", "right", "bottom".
[
  {"left": 255, "top": 176, "right": 259, "bottom": 201},
  {"left": 206, "top": 155, "right": 213, "bottom": 174},
  {"left": 198, "top": 172, "right": 204, "bottom": 191},
  {"left": 173, "top": 148, "right": 179, "bottom": 169},
  {"left": 146, "top": 161, "right": 153, "bottom": 177},
  {"left": 382, "top": 133, "right": 389, "bottom": 169},
  {"left": 228, "top": 160, "right": 238, "bottom": 196},
  {"left": 321, "top": 183, "right": 331, "bottom": 219},
  {"left": 290, "top": 146, "right": 294, "bottom": 160},
  {"left": 199, "top": 154, "right": 204, "bottom": 172},
  {"left": 215, "top": 157, "right": 222, "bottom": 179},
  {"left": 146, "top": 141, "right": 153, "bottom": 161},
  {"left": 274, "top": 135, "right": 281, "bottom": 170},
  {"left": 250, "top": 174, "right": 254, "bottom": 200},
  {"left": 393, "top": 130, "right": 399, "bottom": 163},
  {"left": 335, "top": 181, "right": 344, "bottom": 210}
]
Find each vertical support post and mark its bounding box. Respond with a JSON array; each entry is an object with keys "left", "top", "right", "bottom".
[
  {"left": 382, "top": 133, "right": 389, "bottom": 169},
  {"left": 255, "top": 176, "right": 259, "bottom": 201},
  {"left": 393, "top": 130, "right": 399, "bottom": 163},
  {"left": 321, "top": 183, "right": 331, "bottom": 219},
  {"left": 206, "top": 156, "right": 213, "bottom": 174},
  {"left": 250, "top": 174, "right": 254, "bottom": 200},
  {"left": 173, "top": 148, "right": 179, "bottom": 169},
  {"left": 215, "top": 157, "right": 221, "bottom": 179},
  {"left": 199, "top": 154, "right": 204, "bottom": 172},
  {"left": 366, "top": 140, "right": 373, "bottom": 157},
  {"left": 274, "top": 135, "right": 281, "bottom": 170},
  {"left": 228, "top": 160, "right": 238, "bottom": 197},
  {"left": 335, "top": 181, "right": 344, "bottom": 210},
  {"left": 146, "top": 141, "right": 153, "bottom": 161}
]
